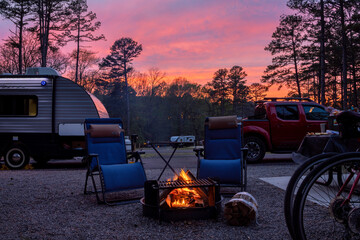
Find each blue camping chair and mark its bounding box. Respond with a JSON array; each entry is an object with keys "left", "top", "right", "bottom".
[
  {"left": 83, "top": 118, "right": 147, "bottom": 205},
  {"left": 195, "top": 115, "right": 247, "bottom": 191}
]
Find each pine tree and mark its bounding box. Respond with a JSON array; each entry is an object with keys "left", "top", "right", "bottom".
[
  {"left": 206, "top": 68, "right": 229, "bottom": 115},
  {"left": 0, "top": 0, "right": 32, "bottom": 74},
  {"left": 99, "top": 38, "right": 142, "bottom": 133},
  {"left": 262, "top": 14, "right": 305, "bottom": 97},
  {"left": 66, "top": 0, "right": 104, "bottom": 84},
  {"left": 228, "top": 66, "right": 248, "bottom": 114},
  {"left": 28, "top": 0, "right": 71, "bottom": 67}
]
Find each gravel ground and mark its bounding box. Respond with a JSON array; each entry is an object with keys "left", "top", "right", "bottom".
[{"left": 0, "top": 150, "right": 298, "bottom": 240}]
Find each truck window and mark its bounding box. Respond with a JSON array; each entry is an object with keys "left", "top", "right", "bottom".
[
  {"left": 0, "top": 95, "right": 38, "bottom": 117},
  {"left": 276, "top": 105, "right": 299, "bottom": 120},
  {"left": 302, "top": 104, "right": 329, "bottom": 120}
]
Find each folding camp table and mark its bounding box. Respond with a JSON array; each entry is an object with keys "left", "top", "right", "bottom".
[{"left": 148, "top": 141, "right": 183, "bottom": 181}]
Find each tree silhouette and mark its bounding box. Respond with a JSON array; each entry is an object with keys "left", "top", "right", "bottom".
[
  {"left": 249, "top": 83, "right": 268, "bottom": 102},
  {"left": 206, "top": 68, "right": 229, "bottom": 115},
  {"left": 287, "top": 0, "right": 360, "bottom": 107},
  {"left": 0, "top": 0, "right": 32, "bottom": 74},
  {"left": 0, "top": 31, "right": 40, "bottom": 74},
  {"left": 287, "top": 0, "right": 327, "bottom": 103},
  {"left": 99, "top": 37, "right": 142, "bottom": 133},
  {"left": 70, "top": 49, "right": 98, "bottom": 86},
  {"left": 66, "top": 0, "right": 104, "bottom": 84},
  {"left": 28, "top": 0, "right": 71, "bottom": 67},
  {"left": 228, "top": 65, "right": 248, "bottom": 114},
  {"left": 148, "top": 67, "right": 166, "bottom": 97},
  {"left": 262, "top": 14, "right": 305, "bottom": 97},
  {"left": 166, "top": 78, "right": 202, "bottom": 135}
]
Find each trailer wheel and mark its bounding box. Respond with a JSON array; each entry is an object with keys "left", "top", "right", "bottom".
[
  {"left": 4, "top": 145, "right": 30, "bottom": 170},
  {"left": 244, "top": 136, "right": 266, "bottom": 163}
]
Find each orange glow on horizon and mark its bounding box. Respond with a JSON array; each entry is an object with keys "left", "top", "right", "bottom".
[{"left": 158, "top": 67, "right": 290, "bottom": 98}]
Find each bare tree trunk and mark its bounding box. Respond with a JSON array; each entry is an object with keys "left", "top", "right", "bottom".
[
  {"left": 313, "top": 70, "right": 317, "bottom": 102},
  {"left": 292, "top": 34, "right": 301, "bottom": 97},
  {"left": 349, "top": 23, "right": 358, "bottom": 107},
  {"left": 232, "top": 89, "right": 237, "bottom": 114},
  {"left": 351, "top": 60, "right": 357, "bottom": 107},
  {"left": 18, "top": 3, "right": 24, "bottom": 74},
  {"left": 340, "top": 0, "right": 348, "bottom": 109},
  {"left": 220, "top": 86, "right": 224, "bottom": 116},
  {"left": 124, "top": 63, "right": 130, "bottom": 135},
  {"left": 75, "top": 14, "right": 81, "bottom": 84},
  {"left": 317, "top": 74, "right": 321, "bottom": 103},
  {"left": 18, "top": 20, "right": 23, "bottom": 74},
  {"left": 38, "top": 1, "right": 45, "bottom": 67},
  {"left": 320, "top": 0, "right": 326, "bottom": 105},
  {"left": 44, "top": 4, "right": 51, "bottom": 67},
  {"left": 332, "top": 76, "right": 337, "bottom": 106},
  {"left": 39, "top": 0, "right": 51, "bottom": 67}
]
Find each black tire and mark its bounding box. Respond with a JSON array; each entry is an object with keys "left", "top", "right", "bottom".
[
  {"left": 284, "top": 152, "right": 337, "bottom": 239},
  {"left": 4, "top": 145, "right": 30, "bottom": 170},
  {"left": 244, "top": 136, "right": 266, "bottom": 163},
  {"left": 293, "top": 154, "right": 360, "bottom": 240}
]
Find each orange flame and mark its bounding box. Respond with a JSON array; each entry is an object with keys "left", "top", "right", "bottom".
[{"left": 165, "top": 169, "right": 202, "bottom": 208}]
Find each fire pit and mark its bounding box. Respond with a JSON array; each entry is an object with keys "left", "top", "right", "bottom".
[{"left": 141, "top": 170, "right": 222, "bottom": 222}]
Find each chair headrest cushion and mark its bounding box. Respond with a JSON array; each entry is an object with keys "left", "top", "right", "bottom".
[
  {"left": 88, "top": 124, "right": 123, "bottom": 138},
  {"left": 208, "top": 115, "right": 238, "bottom": 129}
]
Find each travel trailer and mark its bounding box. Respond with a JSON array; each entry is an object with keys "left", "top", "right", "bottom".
[
  {"left": 0, "top": 67, "right": 109, "bottom": 169},
  {"left": 169, "top": 135, "right": 195, "bottom": 147}
]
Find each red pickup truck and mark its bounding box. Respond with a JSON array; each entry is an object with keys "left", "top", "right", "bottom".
[{"left": 243, "top": 98, "right": 329, "bottom": 163}]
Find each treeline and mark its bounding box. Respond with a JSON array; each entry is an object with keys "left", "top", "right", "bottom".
[
  {"left": 262, "top": 0, "right": 360, "bottom": 109},
  {"left": 95, "top": 66, "right": 260, "bottom": 142}
]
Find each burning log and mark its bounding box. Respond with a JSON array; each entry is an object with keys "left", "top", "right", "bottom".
[
  {"left": 159, "top": 169, "right": 211, "bottom": 208},
  {"left": 224, "top": 192, "right": 258, "bottom": 226},
  {"left": 183, "top": 170, "right": 210, "bottom": 206},
  {"left": 159, "top": 189, "right": 173, "bottom": 206}
]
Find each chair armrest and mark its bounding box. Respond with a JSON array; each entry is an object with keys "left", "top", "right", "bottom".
[{"left": 127, "top": 151, "right": 144, "bottom": 163}]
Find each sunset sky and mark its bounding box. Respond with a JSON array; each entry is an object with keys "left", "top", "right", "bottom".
[{"left": 0, "top": 0, "right": 293, "bottom": 96}]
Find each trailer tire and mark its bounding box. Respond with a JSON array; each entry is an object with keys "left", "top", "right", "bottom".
[
  {"left": 4, "top": 145, "right": 30, "bottom": 170},
  {"left": 244, "top": 136, "right": 265, "bottom": 163}
]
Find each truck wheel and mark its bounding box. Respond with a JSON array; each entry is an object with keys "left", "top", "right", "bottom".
[
  {"left": 4, "top": 145, "right": 30, "bottom": 169},
  {"left": 244, "top": 136, "right": 265, "bottom": 163}
]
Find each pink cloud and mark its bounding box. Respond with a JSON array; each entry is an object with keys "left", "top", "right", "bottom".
[{"left": 0, "top": 0, "right": 292, "bottom": 96}]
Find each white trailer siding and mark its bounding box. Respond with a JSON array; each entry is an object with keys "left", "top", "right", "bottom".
[
  {"left": 0, "top": 77, "right": 53, "bottom": 133},
  {"left": 0, "top": 76, "right": 103, "bottom": 134},
  {"left": 54, "top": 77, "right": 100, "bottom": 133}
]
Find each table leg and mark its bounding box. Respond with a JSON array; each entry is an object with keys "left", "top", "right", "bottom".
[{"left": 152, "top": 145, "right": 179, "bottom": 181}]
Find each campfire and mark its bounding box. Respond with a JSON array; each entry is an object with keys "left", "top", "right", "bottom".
[
  {"left": 142, "top": 169, "right": 222, "bottom": 222},
  {"left": 163, "top": 169, "right": 210, "bottom": 208}
]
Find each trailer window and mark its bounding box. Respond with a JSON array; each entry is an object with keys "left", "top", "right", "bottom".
[{"left": 0, "top": 95, "right": 38, "bottom": 117}]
